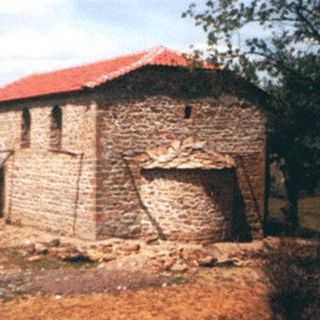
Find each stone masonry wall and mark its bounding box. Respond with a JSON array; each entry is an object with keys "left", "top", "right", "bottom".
[
  {"left": 95, "top": 67, "right": 267, "bottom": 242},
  {"left": 0, "top": 66, "right": 267, "bottom": 243},
  {"left": 140, "top": 169, "right": 234, "bottom": 242},
  {"left": 0, "top": 95, "right": 97, "bottom": 240}
]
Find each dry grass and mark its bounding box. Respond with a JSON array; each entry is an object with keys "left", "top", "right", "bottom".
[
  {"left": 264, "top": 239, "right": 320, "bottom": 320},
  {"left": 0, "top": 268, "right": 272, "bottom": 320},
  {"left": 269, "top": 195, "right": 320, "bottom": 231}
]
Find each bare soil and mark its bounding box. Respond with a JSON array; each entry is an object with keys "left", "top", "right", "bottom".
[
  {"left": 0, "top": 220, "right": 319, "bottom": 320},
  {"left": 0, "top": 268, "right": 272, "bottom": 320}
]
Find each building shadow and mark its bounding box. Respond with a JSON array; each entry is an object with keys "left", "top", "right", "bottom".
[
  {"left": 265, "top": 216, "right": 320, "bottom": 239},
  {"left": 231, "top": 174, "right": 252, "bottom": 242},
  {"left": 264, "top": 237, "right": 320, "bottom": 320}
]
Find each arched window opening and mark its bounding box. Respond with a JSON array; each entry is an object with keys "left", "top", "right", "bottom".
[
  {"left": 184, "top": 105, "right": 193, "bottom": 119},
  {"left": 50, "top": 106, "right": 62, "bottom": 149},
  {"left": 21, "top": 109, "right": 31, "bottom": 148}
]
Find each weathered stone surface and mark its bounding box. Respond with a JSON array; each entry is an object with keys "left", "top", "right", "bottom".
[
  {"left": 145, "top": 234, "right": 159, "bottom": 244},
  {"left": 136, "top": 138, "right": 235, "bottom": 170},
  {"left": 0, "top": 98, "right": 97, "bottom": 240},
  {"left": 95, "top": 69, "right": 266, "bottom": 242},
  {"left": 27, "top": 255, "right": 42, "bottom": 262},
  {"left": 163, "top": 257, "right": 176, "bottom": 271},
  {"left": 47, "top": 238, "right": 61, "bottom": 248},
  {"left": 102, "top": 253, "right": 116, "bottom": 262},
  {"left": 86, "top": 249, "right": 105, "bottom": 262},
  {"left": 170, "top": 261, "right": 188, "bottom": 273},
  {"left": 34, "top": 243, "right": 48, "bottom": 255},
  {"left": 0, "top": 66, "right": 266, "bottom": 243},
  {"left": 23, "top": 241, "right": 36, "bottom": 255},
  {"left": 198, "top": 256, "right": 217, "bottom": 267},
  {"left": 119, "top": 243, "right": 141, "bottom": 253},
  {"left": 99, "top": 244, "right": 114, "bottom": 254}
]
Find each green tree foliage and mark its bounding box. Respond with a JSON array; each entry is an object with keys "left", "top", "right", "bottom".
[{"left": 183, "top": 0, "right": 320, "bottom": 229}]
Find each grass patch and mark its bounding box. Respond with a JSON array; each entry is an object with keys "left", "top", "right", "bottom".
[
  {"left": 265, "top": 240, "right": 320, "bottom": 320},
  {"left": 4, "top": 248, "right": 96, "bottom": 271},
  {"left": 269, "top": 195, "right": 320, "bottom": 232},
  {"left": 171, "top": 275, "right": 188, "bottom": 285}
]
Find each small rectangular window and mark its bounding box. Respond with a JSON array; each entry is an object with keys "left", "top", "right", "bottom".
[
  {"left": 21, "top": 109, "right": 31, "bottom": 148},
  {"left": 50, "top": 106, "right": 62, "bottom": 149},
  {"left": 184, "top": 105, "right": 192, "bottom": 119}
]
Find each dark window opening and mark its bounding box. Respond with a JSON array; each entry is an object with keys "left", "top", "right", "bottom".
[
  {"left": 21, "top": 109, "right": 31, "bottom": 148},
  {"left": 184, "top": 105, "right": 192, "bottom": 119},
  {"left": 50, "top": 105, "right": 62, "bottom": 149}
]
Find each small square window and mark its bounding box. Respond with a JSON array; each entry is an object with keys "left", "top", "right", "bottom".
[{"left": 184, "top": 105, "right": 192, "bottom": 119}]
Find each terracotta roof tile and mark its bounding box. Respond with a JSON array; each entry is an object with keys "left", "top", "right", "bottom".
[{"left": 0, "top": 46, "right": 214, "bottom": 103}]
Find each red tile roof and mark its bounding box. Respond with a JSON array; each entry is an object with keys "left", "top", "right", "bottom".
[{"left": 0, "top": 47, "right": 213, "bottom": 103}]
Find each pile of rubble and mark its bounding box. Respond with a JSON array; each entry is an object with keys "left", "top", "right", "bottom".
[
  {"left": 22, "top": 239, "right": 139, "bottom": 264},
  {"left": 20, "top": 237, "right": 257, "bottom": 274}
]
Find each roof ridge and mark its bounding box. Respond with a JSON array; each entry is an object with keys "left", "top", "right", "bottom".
[
  {"left": 0, "top": 46, "right": 215, "bottom": 103},
  {"left": 83, "top": 46, "right": 168, "bottom": 88}
]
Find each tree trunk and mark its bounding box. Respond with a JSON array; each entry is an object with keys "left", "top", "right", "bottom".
[
  {"left": 286, "top": 181, "right": 299, "bottom": 231},
  {"left": 281, "top": 165, "right": 300, "bottom": 232}
]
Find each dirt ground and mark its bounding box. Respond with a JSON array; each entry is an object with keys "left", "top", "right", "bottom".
[
  {"left": 0, "top": 268, "right": 272, "bottom": 320},
  {"left": 0, "top": 221, "right": 318, "bottom": 320}
]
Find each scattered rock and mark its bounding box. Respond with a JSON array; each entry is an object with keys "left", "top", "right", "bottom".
[
  {"left": 233, "top": 258, "right": 249, "bottom": 267},
  {"left": 100, "top": 243, "right": 113, "bottom": 253},
  {"left": 27, "top": 255, "right": 42, "bottom": 262},
  {"left": 34, "top": 243, "right": 48, "bottom": 255},
  {"left": 49, "top": 247, "right": 70, "bottom": 259},
  {"left": 215, "top": 257, "right": 238, "bottom": 267},
  {"left": 198, "top": 255, "right": 217, "bottom": 267},
  {"left": 120, "top": 243, "right": 140, "bottom": 253},
  {"left": 145, "top": 234, "right": 159, "bottom": 244},
  {"left": 47, "top": 238, "right": 60, "bottom": 248},
  {"left": 23, "top": 241, "right": 36, "bottom": 255},
  {"left": 163, "top": 257, "right": 176, "bottom": 271},
  {"left": 179, "top": 247, "right": 207, "bottom": 263},
  {"left": 102, "top": 253, "right": 116, "bottom": 262},
  {"left": 170, "top": 261, "right": 188, "bottom": 273},
  {"left": 86, "top": 249, "right": 105, "bottom": 262}
]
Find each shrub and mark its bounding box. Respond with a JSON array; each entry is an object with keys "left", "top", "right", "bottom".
[{"left": 265, "top": 239, "right": 320, "bottom": 320}]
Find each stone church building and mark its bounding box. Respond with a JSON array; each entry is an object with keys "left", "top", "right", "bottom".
[{"left": 0, "top": 47, "right": 267, "bottom": 243}]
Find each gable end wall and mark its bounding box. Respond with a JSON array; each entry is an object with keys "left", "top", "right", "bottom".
[{"left": 95, "top": 68, "right": 267, "bottom": 242}]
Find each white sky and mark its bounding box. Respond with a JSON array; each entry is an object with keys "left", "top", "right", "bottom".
[{"left": 0, "top": 0, "right": 208, "bottom": 86}]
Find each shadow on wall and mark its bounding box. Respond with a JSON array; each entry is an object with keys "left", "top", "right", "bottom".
[
  {"left": 232, "top": 174, "right": 252, "bottom": 242},
  {"left": 139, "top": 167, "right": 253, "bottom": 243},
  {"left": 201, "top": 169, "right": 235, "bottom": 242},
  {"left": 124, "top": 159, "right": 167, "bottom": 240}
]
